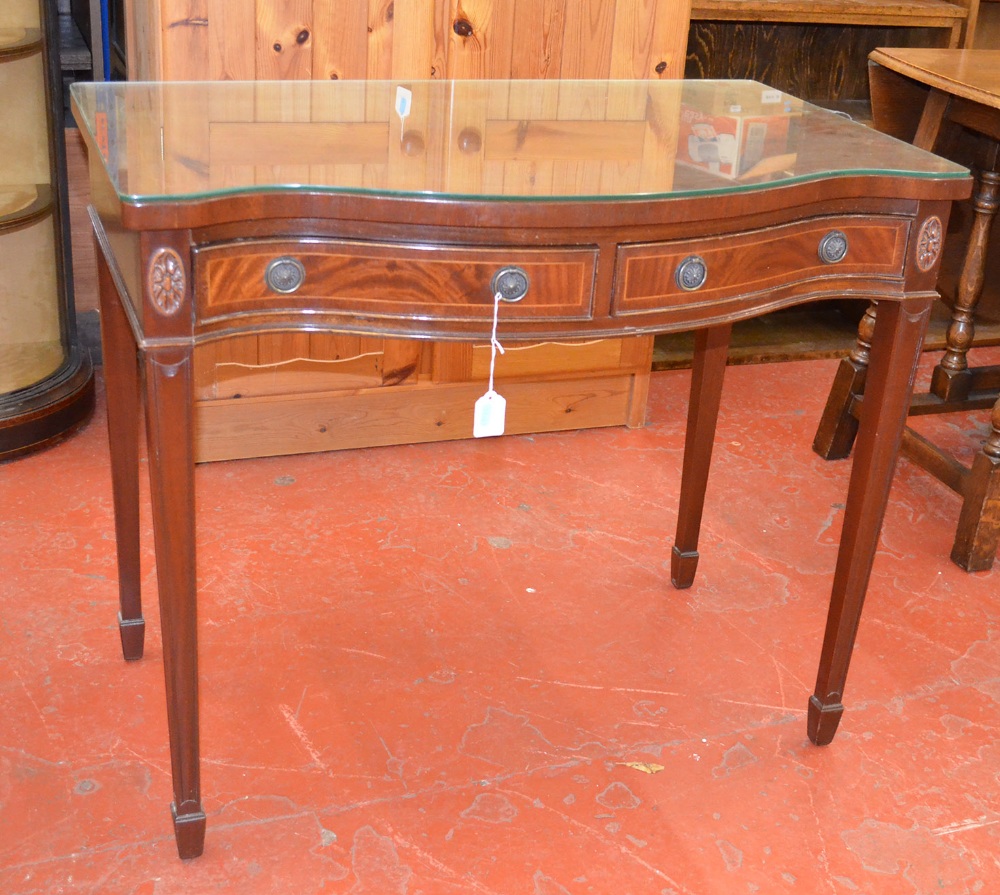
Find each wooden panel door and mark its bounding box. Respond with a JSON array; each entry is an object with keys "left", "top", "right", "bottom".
[
  {"left": 124, "top": 0, "right": 692, "bottom": 460},
  {"left": 129, "top": 1, "right": 691, "bottom": 82}
]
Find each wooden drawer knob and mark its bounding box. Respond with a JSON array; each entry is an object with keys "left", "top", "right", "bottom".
[{"left": 458, "top": 127, "right": 482, "bottom": 154}]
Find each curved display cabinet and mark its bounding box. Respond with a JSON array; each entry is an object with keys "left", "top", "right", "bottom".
[{"left": 0, "top": 0, "right": 93, "bottom": 460}]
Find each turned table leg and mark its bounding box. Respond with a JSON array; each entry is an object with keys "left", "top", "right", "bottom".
[
  {"left": 143, "top": 344, "right": 205, "bottom": 859},
  {"left": 812, "top": 302, "right": 878, "bottom": 461},
  {"left": 671, "top": 324, "right": 732, "bottom": 589},
  {"left": 809, "top": 297, "right": 933, "bottom": 745},
  {"left": 930, "top": 153, "right": 1000, "bottom": 403},
  {"left": 96, "top": 244, "right": 144, "bottom": 661}
]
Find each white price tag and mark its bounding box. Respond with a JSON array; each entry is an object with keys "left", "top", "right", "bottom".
[
  {"left": 474, "top": 290, "right": 511, "bottom": 438},
  {"left": 395, "top": 85, "right": 412, "bottom": 134},
  {"left": 474, "top": 390, "right": 506, "bottom": 438}
]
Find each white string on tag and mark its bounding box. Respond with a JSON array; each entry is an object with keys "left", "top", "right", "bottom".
[
  {"left": 488, "top": 290, "right": 506, "bottom": 393},
  {"left": 395, "top": 86, "right": 412, "bottom": 143},
  {"left": 474, "top": 292, "right": 507, "bottom": 438}
]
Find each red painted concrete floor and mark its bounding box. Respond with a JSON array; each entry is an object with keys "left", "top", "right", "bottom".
[{"left": 2, "top": 349, "right": 1000, "bottom": 895}]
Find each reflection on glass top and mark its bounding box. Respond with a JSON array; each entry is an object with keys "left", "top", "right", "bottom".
[{"left": 71, "top": 79, "right": 967, "bottom": 204}]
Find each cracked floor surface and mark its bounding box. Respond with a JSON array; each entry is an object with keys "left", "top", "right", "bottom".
[{"left": 1, "top": 349, "right": 999, "bottom": 895}]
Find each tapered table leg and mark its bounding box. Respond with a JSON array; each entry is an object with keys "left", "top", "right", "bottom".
[
  {"left": 812, "top": 78, "right": 951, "bottom": 465},
  {"left": 96, "top": 246, "right": 144, "bottom": 661},
  {"left": 144, "top": 344, "right": 205, "bottom": 859},
  {"left": 671, "top": 324, "right": 732, "bottom": 589},
  {"left": 809, "top": 297, "right": 933, "bottom": 746}
]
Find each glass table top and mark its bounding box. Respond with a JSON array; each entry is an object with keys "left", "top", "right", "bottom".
[{"left": 71, "top": 79, "right": 968, "bottom": 204}]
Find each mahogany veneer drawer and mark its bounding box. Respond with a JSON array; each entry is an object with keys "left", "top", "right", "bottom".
[
  {"left": 194, "top": 239, "right": 597, "bottom": 323},
  {"left": 613, "top": 217, "right": 910, "bottom": 317}
]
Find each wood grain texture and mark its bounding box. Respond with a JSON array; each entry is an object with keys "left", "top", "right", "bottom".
[
  {"left": 256, "top": 0, "right": 313, "bottom": 79},
  {"left": 194, "top": 240, "right": 598, "bottom": 322},
  {"left": 615, "top": 218, "right": 910, "bottom": 316},
  {"left": 193, "top": 373, "right": 637, "bottom": 462},
  {"left": 692, "top": 0, "right": 973, "bottom": 26},
  {"left": 311, "top": 0, "right": 369, "bottom": 79},
  {"left": 125, "top": 0, "right": 689, "bottom": 458},
  {"left": 159, "top": 0, "right": 210, "bottom": 83},
  {"left": 685, "top": 22, "right": 951, "bottom": 102},
  {"left": 684, "top": 0, "right": 981, "bottom": 104},
  {"left": 870, "top": 48, "right": 1000, "bottom": 112},
  {"left": 66, "top": 130, "right": 98, "bottom": 314},
  {"left": 124, "top": 0, "right": 162, "bottom": 78},
  {"left": 138, "top": 1, "right": 689, "bottom": 91},
  {"left": 206, "top": 0, "right": 254, "bottom": 78},
  {"left": 690, "top": 0, "right": 978, "bottom": 49}
]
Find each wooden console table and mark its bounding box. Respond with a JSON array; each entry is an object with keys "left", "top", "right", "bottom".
[
  {"left": 814, "top": 48, "right": 1000, "bottom": 571},
  {"left": 72, "top": 78, "right": 969, "bottom": 859}
]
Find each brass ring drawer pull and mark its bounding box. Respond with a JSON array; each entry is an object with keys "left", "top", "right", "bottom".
[
  {"left": 819, "top": 230, "right": 849, "bottom": 264},
  {"left": 265, "top": 256, "right": 306, "bottom": 294},
  {"left": 491, "top": 266, "right": 530, "bottom": 302},
  {"left": 675, "top": 255, "right": 708, "bottom": 291}
]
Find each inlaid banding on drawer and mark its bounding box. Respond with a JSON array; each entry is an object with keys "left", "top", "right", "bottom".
[
  {"left": 194, "top": 239, "right": 597, "bottom": 322},
  {"left": 613, "top": 218, "right": 910, "bottom": 316}
]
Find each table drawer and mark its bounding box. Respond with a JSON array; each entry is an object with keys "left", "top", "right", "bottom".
[
  {"left": 194, "top": 239, "right": 597, "bottom": 323},
  {"left": 613, "top": 217, "right": 910, "bottom": 317}
]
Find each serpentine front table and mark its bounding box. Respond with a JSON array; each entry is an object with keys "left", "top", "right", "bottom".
[{"left": 71, "top": 78, "right": 969, "bottom": 858}]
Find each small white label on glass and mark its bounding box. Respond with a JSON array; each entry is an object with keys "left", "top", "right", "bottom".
[{"left": 395, "top": 86, "right": 412, "bottom": 135}]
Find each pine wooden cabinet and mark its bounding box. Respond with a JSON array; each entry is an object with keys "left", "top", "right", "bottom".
[
  {"left": 0, "top": 0, "right": 93, "bottom": 459},
  {"left": 122, "top": 0, "right": 692, "bottom": 461}
]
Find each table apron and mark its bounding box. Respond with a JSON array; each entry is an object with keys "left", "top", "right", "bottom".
[{"left": 171, "top": 211, "right": 923, "bottom": 344}]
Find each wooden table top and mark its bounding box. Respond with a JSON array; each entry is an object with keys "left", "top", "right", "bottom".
[{"left": 871, "top": 48, "right": 1000, "bottom": 109}]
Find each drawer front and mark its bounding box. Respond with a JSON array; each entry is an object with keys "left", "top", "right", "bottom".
[
  {"left": 194, "top": 239, "right": 597, "bottom": 323},
  {"left": 613, "top": 217, "right": 910, "bottom": 317}
]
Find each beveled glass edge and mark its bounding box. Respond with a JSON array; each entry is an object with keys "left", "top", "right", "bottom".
[{"left": 71, "top": 78, "right": 972, "bottom": 207}]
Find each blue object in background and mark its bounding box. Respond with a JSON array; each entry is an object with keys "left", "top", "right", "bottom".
[{"left": 99, "top": 0, "right": 110, "bottom": 80}]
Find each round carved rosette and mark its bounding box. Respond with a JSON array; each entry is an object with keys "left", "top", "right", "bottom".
[
  {"left": 916, "top": 216, "right": 943, "bottom": 273},
  {"left": 148, "top": 247, "right": 186, "bottom": 316}
]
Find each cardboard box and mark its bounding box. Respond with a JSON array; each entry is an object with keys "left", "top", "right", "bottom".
[{"left": 678, "top": 85, "right": 800, "bottom": 180}]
